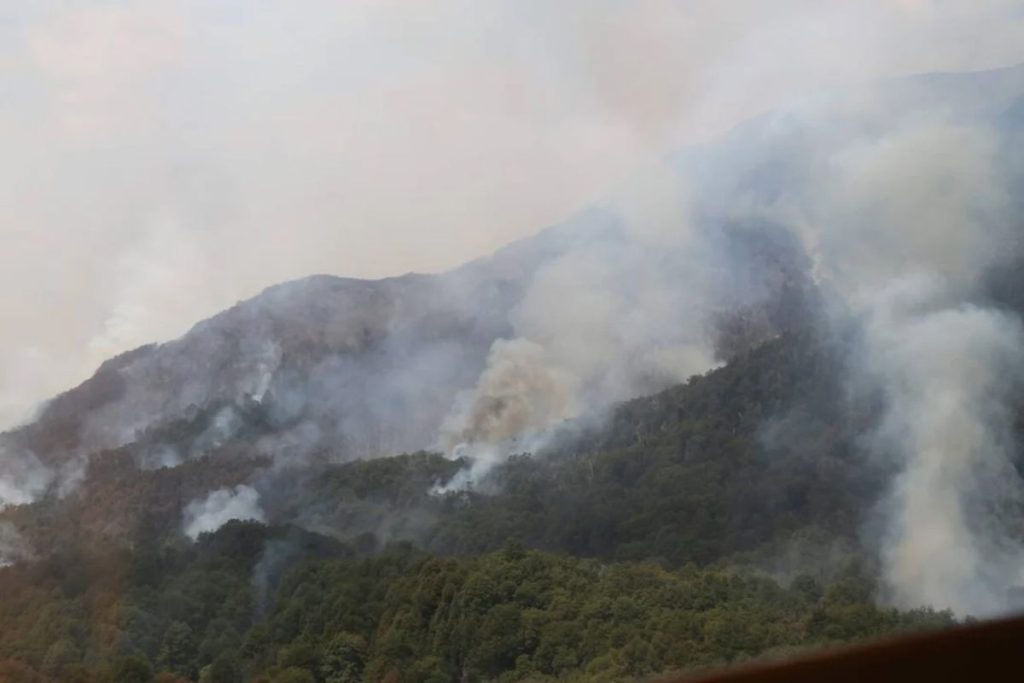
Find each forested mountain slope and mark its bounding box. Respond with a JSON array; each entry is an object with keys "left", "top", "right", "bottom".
[
  {"left": 0, "top": 326, "right": 937, "bottom": 683},
  {"left": 4, "top": 63, "right": 1024, "bottom": 681},
  {"left": 0, "top": 521, "right": 953, "bottom": 683}
]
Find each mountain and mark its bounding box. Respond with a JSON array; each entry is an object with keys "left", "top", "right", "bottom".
[
  {"left": 0, "top": 338, "right": 955, "bottom": 683},
  {"left": 14, "top": 62, "right": 1024, "bottom": 497},
  {"left": 2, "top": 64, "right": 1024, "bottom": 682}
]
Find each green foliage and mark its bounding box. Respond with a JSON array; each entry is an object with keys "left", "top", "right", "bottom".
[
  {"left": 280, "top": 334, "right": 884, "bottom": 576},
  {"left": 419, "top": 334, "right": 882, "bottom": 568},
  {"left": 157, "top": 622, "right": 198, "bottom": 680},
  {"left": 106, "top": 654, "right": 154, "bottom": 683},
  {"left": 272, "top": 668, "right": 316, "bottom": 683},
  {"left": 201, "top": 652, "right": 242, "bottom": 683},
  {"left": 0, "top": 524, "right": 954, "bottom": 683},
  {"left": 250, "top": 547, "right": 951, "bottom": 683},
  {"left": 0, "top": 332, "right": 960, "bottom": 682}
]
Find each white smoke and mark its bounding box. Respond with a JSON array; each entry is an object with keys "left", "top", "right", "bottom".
[
  {"left": 865, "top": 284, "right": 1024, "bottom": 614},
  {"left": 796, "top": 118, "right": 1024, "bottom": 615},
  {"left": 0, "top": 522, "right": 32, "bottom": 567},
  {"left": 0, "top": 448, "right": 53, "bottom": 510},
  {"left": 0, "top": 0, "right": 1021, "bottom": 620},
  {"left": 439, "top": 91, "right": 1024, "bottom": 616},
  {"left": 182, "top": 485, "right": 265, "bottom": 540},
  {"left": 2, "top": 0, "right": 1023, "bottom": 432},
  {"left": 438, "top": 161, "right": 722, "bottom": 480},
  {"left": 137, "top": 444, "right": 183, "bottom": 471},
  {"left": 191, "top": 407, "right": 244, "bottom": 457},
  {"left": 440, "top": 338, "right": 581, "bottom": 449},
  {"left": 55, "top": 456, "right": 88, "bottom": 500}
]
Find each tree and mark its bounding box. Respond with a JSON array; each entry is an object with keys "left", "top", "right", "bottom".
[
  {"left": 272, "top": 668, "right": 315, "bottom": 683},
  {"left": 320, "top": 633, "right": 368, "bottom": 683},
  {"left": 201, "top": 652, "right": 242, "bottom": 683},
  {"left": 157, "top": 621, "right": 198, "bottom": 680},
  {"left": 154, "top": 674, "right": 191, "bottom": 683},
  {"left": 41, "top": 639, "right": 82, "bottom": 679},
  {"left": 108, "top": 654, "right": 154, "bottom": 683}
]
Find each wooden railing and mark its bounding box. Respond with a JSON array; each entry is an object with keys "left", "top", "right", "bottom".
[{"left": 662, "top": 615, "right": 1024, "bottom": 683}]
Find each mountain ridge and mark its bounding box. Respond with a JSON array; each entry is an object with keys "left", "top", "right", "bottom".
[{"left": 2, "top": 61, "right": 1024, "bottom": 682}]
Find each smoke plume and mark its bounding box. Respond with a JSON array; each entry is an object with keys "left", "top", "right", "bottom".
[
  {"left": 806, "top": 120, "right": 1024, "bottom": 616},
  {"left": 866, "top": 290, "right": 1024, "bottom": 614},
  {"left": 437, "top": 162, "right": 723, "bottom": 475},
  {"left": 182, "top": 485, "right": 266, "bottom": 540},
  {"left": 438, "top": 78, "right": 1024, "bottom": 615},
  {"left": 440, "top": 338, "right": 581, "bottom": 449},
  {"left": 2, "top": 0, "right": 1023, "bottom": 431},
  {"left": 0, "top": 522, "right": 32, "bottom": 567},
  {"left": 1, "top": 0, "right": 1024, "bottom": 620},
  {"left": 0, "top": 448, "right": 53, "bottom": 511}
]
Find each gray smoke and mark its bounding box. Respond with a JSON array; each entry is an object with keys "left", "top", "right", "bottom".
[
  {"left": 812, "top": 120, "right": 1024, "bottom": 616},
  {"left": 1, "top": 0, "right": 1023, "bottom": 620},
  {"left": 437, "top": 163, "right": 726, "bottom": 475},
  {"left": 0, "top": 522, "right": 31, "bottom": 567},
  {"left": 0, "top": 447, "right": 53, "bottom": 511},
  {"left": 728, "top": 108, "right": 1024, "bottom": 615},
  {"left": 137, "top": 444, "right": 183, "bottom": 471},
  {"left": 182, "top": 485, "right": 266, "bottom": 540},
  {"left": 191, "top": 407, "right": 245, "bottom": 457},
  {"left": 865, "top": 290, "right": 1024, "bottom": 614},
  {"left": 440, "top": 338, "right": 582, "bottom": 450},
  {"left": 2, "top": 0, "right": 1022, "bottom": 431},
  {"left": 438, "top": 83, "right": 1024, "bottom": 616}
]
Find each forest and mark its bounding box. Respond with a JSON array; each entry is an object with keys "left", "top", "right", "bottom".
[
  {"left": 0, "top": 332, "right": 963, "bottom": 682},
  {"left": 0, "top": 520, "right": 952, "bottom": 683},
  {"left": 2, "top": 5, "right": 1022, "bottom": 682}
]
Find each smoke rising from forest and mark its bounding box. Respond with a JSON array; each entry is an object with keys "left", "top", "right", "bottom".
[
  {"left": 2, "top": 0, "right": 1023, "bottom": 428},
  {"left": 438, "top": 165, "right": 718, "bottom": 466},
  {"left": 0, "top": 522, "right": 31, "bottom": 567},
  {"left": 440, "top": 91, "right": 1024, "bottom": 617},
  {"left": 1, "top": 1, "right": 1024, "bottom": 618},
  {"left": 804, "top": 120, "right": 1024, "bottom": 615},
  {"left": 182, "top": 485, "right": 266, "bottom": 540},
  {"left": 0, "top": 448, "right": 53, "bottom": 511}
]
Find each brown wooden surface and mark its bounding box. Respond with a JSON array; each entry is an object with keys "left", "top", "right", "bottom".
[{"left": 661, "top": 615, "right": 1024, "bottom": 682}]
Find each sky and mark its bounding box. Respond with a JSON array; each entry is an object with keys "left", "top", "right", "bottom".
[{"left": 2, "top": 0, "right": 1024, "bottom": 428}]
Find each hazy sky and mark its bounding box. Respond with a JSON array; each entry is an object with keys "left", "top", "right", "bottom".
[{"left": 2, "top": 0, "right": 1024, "bottom": 427}]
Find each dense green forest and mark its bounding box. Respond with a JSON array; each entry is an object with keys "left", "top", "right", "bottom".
[
  {"left": 6, "top": 55, "right": 1024, "bottom": 683},
  {"left": 283, "top": 332, "right": 884, "bottom": 571},
  {"left": 0, "top": 332, "right": 962, "bottom": 681},
  {"left": 0, "top": 521, "right": 952, "bottom": 683}
]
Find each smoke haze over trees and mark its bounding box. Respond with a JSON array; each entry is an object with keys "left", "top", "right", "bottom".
[
  {"left": 3, "top": 3, "right": 1024, "bottom": 681},
  {"left": 2, "top": 0, "right": 1024, "bottom": 427}
]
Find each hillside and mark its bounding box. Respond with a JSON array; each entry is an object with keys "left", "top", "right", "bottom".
[
  {"left": 0, "top": 327, "right": 967, "bottom": 682},
  {"left": 0, "top": 521, "right": 954, "bottom": 683},
  {"left": 284, "top": 330, "right": 868, "bottom": 569},
  {"left": 3, "top": 63, "right": 1024, "bottom": 681}
]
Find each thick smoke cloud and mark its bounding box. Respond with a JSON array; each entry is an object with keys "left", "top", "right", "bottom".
[
  {"left": 436, "top": 84, "right": 1024, "bottom": 617},
  {"left": 1, "top": 0, "right": 1024, "bottom": 620},
  {"left": 867, "top": 293, "right": 1024, "bottom": 614},
  {"left": 2, "top": 0, "right": 1024, "bottom": 430},
  {"left": 437, "top": 150, "right": 820, "bottom": 481},
  {"left": 0, "top": 448, "right": 53, "bottom": 511},
  {"left": 182, "top": 485, "right": 266, "bottom": 540},
  {"left": 0, "top": 522, "right": 32, "bottom": 567},
  {"left": 803, "top": 120, "right": 1024, "bottom": 615},
  {"left": 710, "top": 103, "right": 1024, "bottom": 616},
  {"left": 439, "top": 73, "right": 1024, "bottom": 615},
  {"left": 437, "top": 163, "right": 723, "bottom": 476},
  {"left": 441, "top": 338, "right": 582, "bottom": 449}
]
